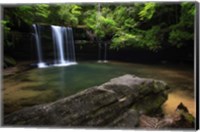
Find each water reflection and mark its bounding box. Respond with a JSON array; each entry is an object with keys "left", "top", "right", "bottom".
[
  {"left": 162, "top": 89, "right": 195, "bottom": 117},
  {"left": 3, "top": 61, "right": 194, "bottom": 116}
]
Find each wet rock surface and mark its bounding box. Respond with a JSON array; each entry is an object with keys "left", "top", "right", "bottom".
[{"left": 4, "top": 74, "right": 169, "bottom": 128}]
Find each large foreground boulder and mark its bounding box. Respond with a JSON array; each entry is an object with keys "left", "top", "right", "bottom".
[{"left": 4, "top": 74, "right": 169, "bottom": 128}]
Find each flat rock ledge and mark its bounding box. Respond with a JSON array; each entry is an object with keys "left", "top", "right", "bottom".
[{"left": 4, "top": 74, "right": 169, "bottom": 128}]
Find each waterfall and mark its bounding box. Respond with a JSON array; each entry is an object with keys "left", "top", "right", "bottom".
[
  {"left": 68, "top": 27, "right": 76, "bottom": 62},
  {"left": 51, "top": 26, "right": 77, "bottom": 67},
  {"left": 33, "top": 24, "right": 77, "bottom": 68},
  {"left": 104, "top": 42, "right": 108, "bottom": 63},
  {"left": 97, "top": 3, "right": 102, "bottom": 63},
  {"left": 96, "top": 3, "right": 108, "bottom": 63},
  {"left": 52, "top": 26, "right": 66, "bottom": 64},
  {"left": 97, "top": 40, "right": 102, "bottom": 63},
  {"left": 64, "top": 27, "right": 76, "bottom": 62},
  {"left": 33, "top": 24, "right": 47, "bottom": 68}
]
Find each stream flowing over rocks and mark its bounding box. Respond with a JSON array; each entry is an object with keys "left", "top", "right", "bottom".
[{"left": 4, "top": 74, "right": 170, "bottom": 128}]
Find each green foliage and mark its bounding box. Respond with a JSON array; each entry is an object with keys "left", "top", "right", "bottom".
[
  {"left": 58, "top": 4, "right": 82, "bottom": 26},
  {"left": 111, "top": 26, "right": 161, "bottom": 51},
  {"left": 83, "top": 10, "right": 96, "bottom": 29},
  {"left": 111, "top": 31, "right": 139, "bottom": 49},
  {"left": 181, "top": 2, "right": 195, "bottom": 21},
  {"left": 110, "top": 3, "right": 161, "bottom": 51},
  {"left": 169, "top": 2, "right": 195, "bottom": 47},
  {"left": 84, "top": 5, "right": 116, "bottom": 38},
  {"left": 4, "top": 55, "right": 16, "bottom": 67},
  {"left": 34, "top": 4, "right": 50, "bottom": 19},
  {"left": 112, "top": 5, "right": 139, "bottom": 29},
  {"left": 169, "top": 29, "right": 193, "bottom": 47},
  {"left": 71, "top": 5, "right": 82, "bottom": 16},
  {"left": 110, "top": 5, "right": 140, "bottom": 49},
  {"left": 97, "top": 16, "right": 116, "bottom": 37},
  {"left": 1, "top": 20, "right": 16, "bottom": 67},
  {"left": 139, "top": 3, "right": 156, "bottom": 20},
  {"left": 1, "top": 20, "right": 12, "bottom": 47},
  {"left": 3, "top": 2, "right": 195, "bottom": 66},
  {"left": 140, "top": 26, "right": 161, "bottom": 51},
  {"left": 15, "top": 4, "right": 50, "bottom": 25},
  {"left": 3, "top": 4, "right": 50, "bottom": 68}
]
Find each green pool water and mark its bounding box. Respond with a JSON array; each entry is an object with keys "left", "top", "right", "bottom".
[{"left": 3, "top": 61, "right": 195, "bottom": 116}]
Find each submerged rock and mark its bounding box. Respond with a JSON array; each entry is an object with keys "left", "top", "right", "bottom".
[
  {"left": 171, "top": 102, "right": 195, "bottom": 128},
  {"left": 4, "top": 74, "right": 169, "bottom": 128}
]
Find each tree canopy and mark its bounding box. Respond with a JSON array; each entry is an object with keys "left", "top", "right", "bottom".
[{"left": 2, "top": 2, "right": 196, "bottom": 67}]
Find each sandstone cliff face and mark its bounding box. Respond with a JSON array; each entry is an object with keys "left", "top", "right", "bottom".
[{"left": 4, "top": 74, "right": 169, "bottom": 128}]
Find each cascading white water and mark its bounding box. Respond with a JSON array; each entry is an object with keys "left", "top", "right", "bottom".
[
  {"left": 33, "top": 24, "right": 77, "bottom": 68},
  {"left": 33, "top": 24, "right": 47, "bottom": 68},
  {"left": 104, "top": 43, "right": 108, "bottom": 63},
  {"left": 63, "top": 27, "right": 70, "bottom": 61},
  {"left": 52, "top": 26, "right": 66, "bottom": 64},
  {"left": 67, "top": 27, "right": 76, "bottom": 62},
  {"left": 51, "top": 25, "right": 77, "bottom": 67}
]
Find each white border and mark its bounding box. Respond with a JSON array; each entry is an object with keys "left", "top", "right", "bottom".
[{"left": 0, "top": 0, "right": 199, "bottom": 131}]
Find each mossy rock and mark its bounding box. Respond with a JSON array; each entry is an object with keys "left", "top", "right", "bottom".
[{"left": 4, "top": 74, "right": 169, "bottom": 128}]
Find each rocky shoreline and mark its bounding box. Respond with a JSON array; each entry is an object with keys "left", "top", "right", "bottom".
[{"left": 4, "top": 74, "right": 194, "bottom": 129}]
